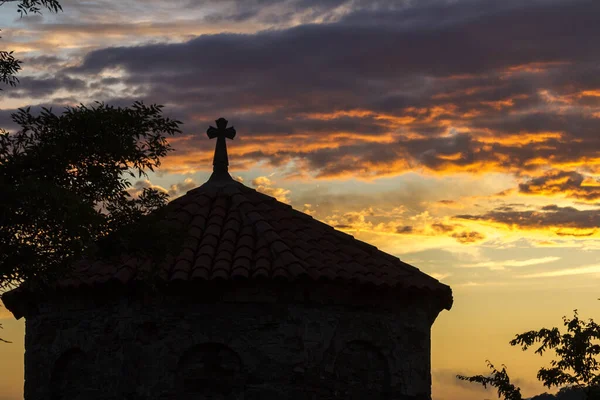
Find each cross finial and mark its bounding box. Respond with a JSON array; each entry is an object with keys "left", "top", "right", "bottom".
[{"left": 207, "top": 117, "right": 236, "bottom": 181}]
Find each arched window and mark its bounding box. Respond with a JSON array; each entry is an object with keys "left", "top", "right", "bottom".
[
  {"left": 333, "top": 340, "right": 390, "bottom": 399},
  {"left": 50, "top": 348, "right": 89, "bottom": 400},
  {"left": 177, "top": 343, "right": 244, "bottom": 399}
]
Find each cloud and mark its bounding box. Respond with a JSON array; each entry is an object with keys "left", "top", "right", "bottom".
[
  {"left": 393, "top": 217, "right": 486, "bottom": 245},
  {"left": 429, "top": 272, "right": 451, "bottom": 281},
  {"left": 519, "top": 263, "right": 600, "bottom": 278},
  {"left": 323, "top": 206, "right": 487, "bottom": 245},
  {"left": 462, "top": 256, "right": 561, "bottom": 271},
  {"left": 70, "top": 1, "right": 600, "bottom": 79},
  {"left": 4, "top": 74, "right": 87, "bottom": 99},
  {"left": 431, "top": 222, "right": 456, "bottom": 233},
  {"left": 36, "top": 1, "right": 592, "bottom": 179},
  {"left": 251, "top": 176, "right": 291, "bottom": 203},
  {"left": 450, "top": 230, "right": 486, "bottom": 244},
  {"left": 396, "top": 225, "right": 413, "bottom": 234},
  {"left": 129, "top": 178, "right": 198, "bottom": 199},
  {"left": 167, "top": 177, "right": 198, "bottom": 198},
  {"left": 2, "top": 0, "right": 599, "bottom": 181},
  {"left": 128, "top": 179, "right": 169, "bottom": 198},
  {"left": 518, "top": 170, "right": 600, "bottom": 201},
  {"left": 455, "top": 204, "right": 600, "bottom": 237},
  {"left": 324, "top": 209, "right": 377, "bottom": 231}
]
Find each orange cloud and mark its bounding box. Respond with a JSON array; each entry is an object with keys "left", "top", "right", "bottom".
[
  {"left": 455, "top": 204, "right": 600, "bottom": 237},
  {"left": 128, "top": 179, "right": 169, "bottom": 198},
  {"left": 478, "top": 132, "right": 563, "bottom": 145},
  {"left": 251, "top": 176, "right": 291, "bottom": 204},
  {"left": 518, "top": 170, "right": 600, "bottom": 201},
  {"left": 450, "top": 230, "right": 486, "bottom": 244},
  {"left": 502, "top": 61, "right": 570, "bottom": 75}
]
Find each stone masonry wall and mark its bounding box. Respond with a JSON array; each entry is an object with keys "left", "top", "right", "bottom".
[{"left": 23, "top": 283, "right": 436, "bottom": 400}]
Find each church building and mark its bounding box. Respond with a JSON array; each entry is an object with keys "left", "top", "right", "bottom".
[{"left": 2, "top": 118, "right": 453, "bottom": 400}]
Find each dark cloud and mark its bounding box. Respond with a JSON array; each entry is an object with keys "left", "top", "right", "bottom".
[
  {"left": 519, "top": 170, "right": 600, "bottom": 201},
  {"left": 200, "top": 0, "right": 350, "bottom": 24},
  {"left": 88, "top": 77, "right": 123, "bottom": 90},
  {"left": 451, "top": 230, "right": 485, "bottom": 244},
  {"left": 3, "top": 0, "right": 599, "bottom": 178},
  {"left": 21, "top": 55, "right": 65, "bottom": 69},
  {"left": 71, "top": 0, "right": 600, "bottom": 79},
  {"left": 455, "top": 204, "right": 600, "bottom": 235},
  {"left": 394, "top": 221, "right": 484, "bottom": 244},
  {"left": 431, "top": 223, "right": 456, "bottom": 233},
  {"left": 396, "top": 225, "right": 413, "bottom": 234},
  {"left": 5, "top": 74, "right": 87, "bottom": 99}
]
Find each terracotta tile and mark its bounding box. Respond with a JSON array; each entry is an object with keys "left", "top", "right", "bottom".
[
  {"left": 190, "top": 215, "right": 207, "bottom": 229},
  {"left": 190, "top": 266, "right": 210, "bottom": 280},
  {"left": 182, "top": 236, "right": 200, "bottom": 251},
  {"left": 237, "top": 234, "right": 254, "bottom": 249},
  {"left": 251, "top": 268, "right": 269, "bottom": 279},
  {"left": 198, "top": 234, "right": 219, "bottom": 250},
  {"left": 283, "top": 261, "right": 307, "bottom": 277},
  {"left": 210, "top": 268, "right": 228, "bottom": 280},
  {"left": 173, "top": 258, "right": 191, "bottom": 273},
  {"left": 255, "top": 257, "right": 270, "bottom": 272},
  {"left": 230, "top": 193, "right": 248, "bottom": 206},
  {"left": 231, "top": 266, "right": 249, "bottom": 279},
  {"left": 214, "top": 248, "right": 233, "bottom": 264},
  {"left": 221, "top": 229, "right": 238, "bottom": 244},
  {"left": 182, "top": 202, "right": 204, "bottom": 216},
  {"left": 272, "top": 268, "right": 289, "bottom": 280},
  {"left": 291, "top": 243, "right": 310, "bottom": 257},
  {"left": 233, "top": 246, "right": 253, "bottom": 261},
  {"left": 223, "top": 215, "right": 241, "bottom": 232},
  {"left": 204, "top": 223, "right": 222, "bottom": 238},
  {"left": 212, "top": 259, "right": 231, "bottom": 274},
  {"left": 176, "top": 248, "right": 196, "bottom": 264},
  {"left": 171, "top": 269, "right": 189, "bottom": 281},
  {"left": 195, "top": 244, "right": 214, "bottom": 260},
  {"left": 194, "top": 254, "right": 213, "bottom": 270},
  {"left": 270, "top": 240, "right": 290, "bottom": 255},
  {"left": 232, "top": 256, "right": 251, "bottom": 270},
  {"left": 174, "top": 210, "right": 192, "bottom": 226},
  {"left": 246, "top": 211, "right": 262, "bottom": 223}
]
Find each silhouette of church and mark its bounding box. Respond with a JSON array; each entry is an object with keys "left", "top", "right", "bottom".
[{"left": 2, "top": 118, "right": 453, "bottom": 400}]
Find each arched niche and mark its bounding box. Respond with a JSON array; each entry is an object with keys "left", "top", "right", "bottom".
[
  {"left": 176, "top": 343, "right": 244, "bottom": 399},
  {"left": 333, "top": 340, "right": 390, "bottom": 399},
  {"left": 50, "top": 347, "right": 89, "bottom": 400}
]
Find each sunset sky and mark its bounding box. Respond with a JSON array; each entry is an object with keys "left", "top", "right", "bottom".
[{"left": 1, "top": 0, "right": 600, "bottom": 399}]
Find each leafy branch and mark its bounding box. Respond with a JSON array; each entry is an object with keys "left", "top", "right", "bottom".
[{"left": 457, "top": 361, "right": 522, "bottom": 400}]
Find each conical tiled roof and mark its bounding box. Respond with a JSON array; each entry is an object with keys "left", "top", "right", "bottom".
[{"left": 1, "top": 118, "right": 453, "bottom": 317}]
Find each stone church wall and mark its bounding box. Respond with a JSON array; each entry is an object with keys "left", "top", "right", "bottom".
[{"left": 23, "top": 283, "right": 436, "bottom": 400}]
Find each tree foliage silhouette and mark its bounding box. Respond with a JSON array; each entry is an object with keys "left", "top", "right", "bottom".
[
  {"left": 458, "top": 360, "right": 523, "bottom": 399},
  {"left": 0, "top": 102, "right": 182, "bottom": 291},
  {"left": 0, "top": 1, "right": 186, "bottom": 346},
  {"left": 458, "top": 310, "right": 600, "bottom": 399},
  {"left": 1, "top": 0, "right": 63, "bottom": 89},
  {"left": 0, "top": 0, "right": 65, "bottom": 343}
]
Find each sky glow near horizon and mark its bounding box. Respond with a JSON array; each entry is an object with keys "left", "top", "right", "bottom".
[{"left": 1, "top": 0, "right": 600, "bottom": 399}]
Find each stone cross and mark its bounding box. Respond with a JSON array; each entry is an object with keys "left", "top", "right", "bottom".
[{"left": 206, "top": 117, "right": 236, "bottom": 180}]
